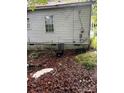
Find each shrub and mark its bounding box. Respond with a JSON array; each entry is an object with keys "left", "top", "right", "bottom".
[
  {"left": 90, "top": 35, "right": 97, "bottom": 49},
  {"left": 75, "top": 51, "right": 97, "bottom": 70}
]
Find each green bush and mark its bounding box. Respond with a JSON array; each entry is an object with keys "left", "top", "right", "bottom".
[
  {"left": 75, "top": 51, "right": 97, "bottom": 70},
  {"left": 90, "top": 36, "right": 97, "bottom": 49}
]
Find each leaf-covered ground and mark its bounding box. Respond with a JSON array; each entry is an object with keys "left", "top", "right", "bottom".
[{"left": 27, "top": 50, "right": 97, "bottom": 93}]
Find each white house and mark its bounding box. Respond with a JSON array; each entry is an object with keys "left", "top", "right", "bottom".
[{"left": 27, "top": 1, "right": 94, "bottom": 50}]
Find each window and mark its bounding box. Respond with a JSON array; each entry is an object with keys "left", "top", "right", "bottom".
[
  {"left": 27, "top": 18, "right": 30, "bottom": 29},
  {"left": 45, "top": 16, "right": 54, "bottom": 32}
]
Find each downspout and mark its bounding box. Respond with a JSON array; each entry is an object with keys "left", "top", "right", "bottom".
[
  {"left": 78, "top": 4, "right": 84, "bottom": 43},
  {"left": 78, "top": 0, "right": 84, "bottom": 30},
  {"left": 89, "top": 4, "right": 92, "bottom": 44},
  {"left": 72, "top": 7, "right": 75, "bottom": 43}
]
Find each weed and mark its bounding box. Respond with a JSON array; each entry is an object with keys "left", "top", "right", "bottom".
[{"left": 75, "top": 51, "right": 97, "bottom": 70}]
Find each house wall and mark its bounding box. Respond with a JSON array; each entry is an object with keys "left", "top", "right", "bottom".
[{"left": 27, "top": 5, "right": 91, "bottom": 49}]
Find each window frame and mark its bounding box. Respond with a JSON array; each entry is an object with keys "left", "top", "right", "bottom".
[{"left": 45, "top": 15, "right": 54, "bottom": 33}]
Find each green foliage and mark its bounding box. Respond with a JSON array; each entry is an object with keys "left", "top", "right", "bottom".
[
  {"left": 90, "top": 35, "right": 97, "bottom": 49},
  {"left": 82, "top": 61, "right": 96, "bottom": 70},
  {"left": 75, "top": 51, "right": 97, "bottom": 70},
  {"left": 28, "top": 0, "right": 48, "bottom": 11},
  {"left": 91, "top": 0, "right": 97, "bottom": 32},
  {"left": 91, "top": 0, "right": 97, "bottom": 49},
  {"left": 92, "top": 0, "right": 97, "bottom": 16},
  {"left": 28, "top": 0, "right": 47, "bottom": 4}
]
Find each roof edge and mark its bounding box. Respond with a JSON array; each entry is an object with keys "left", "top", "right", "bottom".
[{"left": 27, "top": 1, "right": 95, "bottom": 11}]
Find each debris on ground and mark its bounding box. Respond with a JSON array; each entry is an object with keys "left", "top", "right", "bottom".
[
  {"left": 32, "top": 68, "right": 54, "bottom": 79},
  {"left": 27, "top": 50, "right": 97, "bottom": 93}
]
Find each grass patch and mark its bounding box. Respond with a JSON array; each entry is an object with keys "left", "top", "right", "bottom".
[{"left": 75, "top": 51, "right": 97, "bottom": 70}]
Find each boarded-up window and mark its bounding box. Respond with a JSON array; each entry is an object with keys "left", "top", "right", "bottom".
[
  {"left": 27, "top": 18, "right": 30, "bottom": 29},
  {"left": 45, "top": 16, "right": 54, "bottom": 32}
]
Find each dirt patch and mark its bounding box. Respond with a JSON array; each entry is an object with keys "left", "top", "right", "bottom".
[{"left": 27, "top": 50, "right": 97, "bottom": 93}]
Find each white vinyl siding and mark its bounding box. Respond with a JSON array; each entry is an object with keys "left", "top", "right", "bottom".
[
  {"left": 27, "top": 18, "right": 30, "bottom": 29},
  {"left": 27, "top": 5, "right": 91, "bottom": 44}
]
